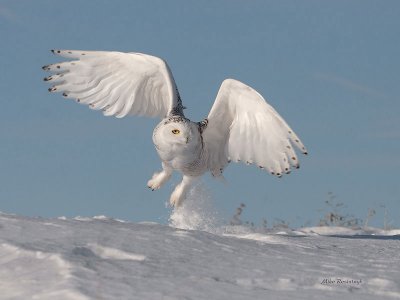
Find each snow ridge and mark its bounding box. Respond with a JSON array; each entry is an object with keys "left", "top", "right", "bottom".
[{"left": 0, "top": 209, "right": 399, "bottom": 300}]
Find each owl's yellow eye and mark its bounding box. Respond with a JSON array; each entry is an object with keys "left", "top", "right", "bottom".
[{"left": 172, "top": 129, "right": 180, "bottom": 135}]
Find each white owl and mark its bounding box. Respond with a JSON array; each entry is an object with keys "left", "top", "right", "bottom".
[{"left": 43, "top": 50, "right": 307, "bottom": 207}]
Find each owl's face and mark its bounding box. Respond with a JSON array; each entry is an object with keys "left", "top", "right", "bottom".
[
  {"left": 159, "top": 121, "right": 198, "bottom": 145},
  {"left": 153, "top": 118, "right": 201, "bottom": 154}
]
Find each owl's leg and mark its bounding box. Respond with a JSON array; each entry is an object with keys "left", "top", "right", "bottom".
[
  {"left": 170, "top": 175, "right": 197, "bottom": 207},
  {"left": 147, "top": 163, "right": 172, "bottom": 191}
]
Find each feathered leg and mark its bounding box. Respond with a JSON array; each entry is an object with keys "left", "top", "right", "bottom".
[
  {"left": 170, "top": 175, "right": 197, "bottom": 207},
  {"left": 147, "top": 162, "right": 172, "bottom": 191}
]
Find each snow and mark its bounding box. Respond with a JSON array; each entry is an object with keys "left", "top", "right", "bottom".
[
  {"left": 1, "top": 209, "right": 399, "bottom": 300},
  {"left": 0, "top": 186, "right": 399, "bottom": 299}
]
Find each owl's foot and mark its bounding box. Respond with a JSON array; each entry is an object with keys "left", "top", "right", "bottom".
[
  {"left": 169, "top": 175, "right": 197, "bottom": 207},
  {"left": 147, "top": 170, "right": 172, "bottom": 191},
  {"left": 170, "top": 186, "right": 185, "bottom": 207}
]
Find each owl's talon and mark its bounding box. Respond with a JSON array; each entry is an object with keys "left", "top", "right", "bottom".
[
  {"left": 169, "top": 175, "right": 197, "bottom": 207},
  {"left": 170, "top": 187, "right": 184, "bottom": 207},
  {"left": 147, "top": 169, "right": 172, "bottom": 191},
  {"left": 146, "top": 185, "right": 155, "bottom": 191}
]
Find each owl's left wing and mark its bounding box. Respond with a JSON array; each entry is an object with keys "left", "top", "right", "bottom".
[
  {"left": 43, "top": 50, "right": 183, "bottom": 118},
  {"left": 203, "top": 79, "right": 307, "bottom": 177}
]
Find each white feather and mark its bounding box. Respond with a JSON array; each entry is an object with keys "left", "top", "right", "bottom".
[
  {"left": 43, "top": 50, "right": 180, "bottom": 118},
  {"left": 203, "top": 79, "right": 307, "bottom": 177}
]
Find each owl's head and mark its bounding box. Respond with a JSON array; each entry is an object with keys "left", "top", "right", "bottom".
[{"left": 153, "top": 117, "right": 201, "bottom": 151}]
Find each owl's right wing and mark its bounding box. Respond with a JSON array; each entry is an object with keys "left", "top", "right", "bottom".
[
  {"left": 43, "top": 50, "right": 184, "bottom": 118},
  {"left": 203, "top": 79, "right": 307, "bottom": 177}
]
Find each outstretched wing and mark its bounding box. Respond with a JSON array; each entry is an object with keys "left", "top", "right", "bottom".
[
  {"left": 43, "top": 50, "right": 184, "bottom": 118},
  {"left": 203, "top": 79, "right": 307, "bottom": 177}
]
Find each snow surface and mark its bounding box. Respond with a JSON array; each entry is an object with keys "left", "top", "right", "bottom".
[{"left": 1, "top": 188, "right": 399, "bottom": 299}]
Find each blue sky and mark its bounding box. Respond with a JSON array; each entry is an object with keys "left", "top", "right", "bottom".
[{"left": 1, "top": 0, "right": 399, "bottom": 228}]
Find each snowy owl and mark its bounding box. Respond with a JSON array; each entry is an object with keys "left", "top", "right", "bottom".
[{"left": 43, "top": 50, "right": 307, "bottom": 207}]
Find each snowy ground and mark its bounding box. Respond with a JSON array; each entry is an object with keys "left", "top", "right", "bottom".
[
  {"left": 1, "top": 186, "right": 400, "bottom": 300},
  {"left": 1, "top": 210, "right": 399, "bottom": 300}
]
